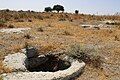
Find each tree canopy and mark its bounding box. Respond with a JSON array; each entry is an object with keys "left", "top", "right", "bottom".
[
  {"left": 44, "top": 7, "right": 52, "bottom": 12},
  {"left": 53, "top": 5, "right": 64, "bottom": 13}
]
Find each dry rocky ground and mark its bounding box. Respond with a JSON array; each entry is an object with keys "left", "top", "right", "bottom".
[{"left": 0, "top": 12, "right": 120, "bottom": 80}]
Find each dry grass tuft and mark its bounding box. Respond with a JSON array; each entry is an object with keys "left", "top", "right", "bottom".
[
  {"left": 7, "top": 44, "right": 25, "bottom": 53},
  {"left": 0, "top": 19, "right": 7, "bottom": 28},
  {"left": 62, "top": 30, "right": 72, "bottom": 36},
  {"left": 0, "top": 61, "right": 12, "bottom": 74},
  {"left": 39, "top": 45, "right": 57, "bottom": 54}
]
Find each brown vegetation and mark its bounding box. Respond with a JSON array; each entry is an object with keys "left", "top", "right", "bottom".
[{"left": 0, "top": 10, "right": 120, "bottom": 80}]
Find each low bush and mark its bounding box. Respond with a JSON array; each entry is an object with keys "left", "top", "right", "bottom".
[
  {"left": 0, "top": 19, "right": 7, "bottom": 28},
  {"left": 67, "top": 44, "right": 103, "bottom": 68},
  {"left": 0, "top": 19, "right": 6, "bottom": 24}
]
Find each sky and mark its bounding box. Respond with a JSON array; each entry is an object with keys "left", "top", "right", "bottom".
[{"left": 0, "top": 0, "right": 120, "bottom": 15}]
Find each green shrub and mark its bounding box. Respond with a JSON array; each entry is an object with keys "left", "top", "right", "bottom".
[
  {"left": 67, "top": 44, "right": 103, "bottom": 68},
  {"left": 0, "top": 19, "right": 7, "bottom": 28},
  {"left": 0, "top": 19, "right": 6, "bottom": 24}
]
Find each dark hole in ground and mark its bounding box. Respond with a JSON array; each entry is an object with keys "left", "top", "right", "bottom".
[{"left": 25, "top": 54, "right": 71, "bottom": 72}]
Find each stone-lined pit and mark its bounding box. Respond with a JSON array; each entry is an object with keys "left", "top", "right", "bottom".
[
  {"left": 25, "top": 54, "right": 71, "bottom": 72},
  {"left": 2, "top": 48, "right": 85, "bottom": 80},
  {"left": 24, "top": 47, "right": 71, "bottom": 72}
]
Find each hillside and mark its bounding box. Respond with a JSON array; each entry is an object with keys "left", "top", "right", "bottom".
[{"left": 0, "top": 10, "right": 120, "bottom": 80}]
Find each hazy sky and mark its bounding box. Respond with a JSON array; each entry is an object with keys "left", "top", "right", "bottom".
[{"left": 0, "top": 0, "right": 120, "bottom": 15}]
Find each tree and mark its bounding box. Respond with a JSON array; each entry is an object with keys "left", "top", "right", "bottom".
[
  {"left": 18, "top": 10, "right": 24, "bottom": 12},
  {"left": 53, "top": 5, "right": 64, "bottom": 13},
  {"left": 75, "top": 10, "right": 79, "bottom": 14},
  {"left": 115, "top": 12, "right": 120, "bottom": 16},
  {"left": 3, "top": 9, "right": 10, "bottom": 12},
  {"left": 44, "top": 7, "right": 52, "bottom": 12}
]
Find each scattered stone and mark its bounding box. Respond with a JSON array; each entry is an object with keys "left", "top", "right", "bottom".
[
  {"left": 0, "top": 28, "right": 31, "bottom": 34},
  {"left": 103, "top": 20, "right": 120, "bottom": 25},
  {"left": 81, "top": 25, "right": 95, "bottom": 28}
]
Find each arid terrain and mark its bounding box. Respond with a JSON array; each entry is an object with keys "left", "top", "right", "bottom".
[{"left": 0, "top": 10, "right": 120, "bottom": 80}]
